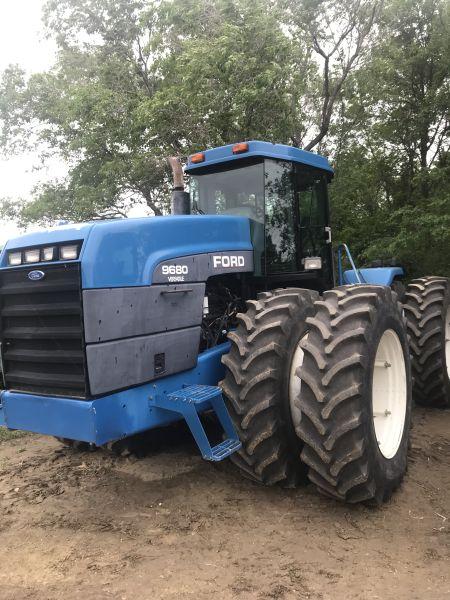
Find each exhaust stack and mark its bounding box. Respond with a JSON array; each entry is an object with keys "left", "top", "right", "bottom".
[{"left": 168, "top": 157, "right": 190, "bottom": 215}]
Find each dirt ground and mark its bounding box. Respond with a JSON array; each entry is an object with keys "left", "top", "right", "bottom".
[{"left": 0, "top": 407, "right": 448, "bottom": 600}]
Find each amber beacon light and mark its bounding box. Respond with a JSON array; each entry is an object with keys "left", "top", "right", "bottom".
[
  {"left": 190, "top": 152, "right": 205, "bottom": 164},
  {"left": 232, "top": 142, "right": 249, "bottom": 154}
]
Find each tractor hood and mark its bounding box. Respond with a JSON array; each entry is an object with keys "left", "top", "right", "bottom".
[{"left": 0, "top": 215, "right": 253, "bottom": 288}]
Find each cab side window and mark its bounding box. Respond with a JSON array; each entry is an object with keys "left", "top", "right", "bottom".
[
  {"left": 264, "top": 160, "right": 297, "bottom": 273},
  {"left": 297, "top": 168, "right": 327, "bottom": 225}
]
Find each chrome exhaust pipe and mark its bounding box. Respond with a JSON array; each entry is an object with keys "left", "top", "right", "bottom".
[{"left": 168, "top": 157, "right": 190, "bottom": 215}]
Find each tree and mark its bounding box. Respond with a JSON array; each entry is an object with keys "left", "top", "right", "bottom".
[
  {"left": 282, "top": 0, "right": 383, "bottom": 150},
  {"left": 363, "top": 0, "right": 449, "bottom": 200},
  {"left": 1, "top": 0, "right": 170, "bottom": 221},
  {"left": 329, "top": 0, "right": 450, "bottom": 277},
  {"left": 1, "top": 0, "right": 384, "bottom": 226},
  {"left": 0, "top": 0, "right": 301, "bottom": 224}
]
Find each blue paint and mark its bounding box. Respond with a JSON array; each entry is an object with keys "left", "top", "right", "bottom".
[
  {"left": 1, "top": 215, "right": 252, "bottom": 288},
  {"left": 80, "top": 214, "right": 252, "bottom": 288},
  {"left": 344, "top": 267, "right": 404, "bottom": 286},
  {"left": 0, "top": 397, "right": 5, "bottom": 428},
  {"left": 337, "top": 243, "right": 362, "bottom": 285},
  {"left": 337, "top": 243, "right": 404, "bottom": 287},
  {"left": 150, "top": 385, "right": 241, "bottom": 461},
  {"left": 0, "top": 343, "right": 229, "bottom": 445},
  {"left": 185, "top": 140, "right": 334, "bottom": 174}
]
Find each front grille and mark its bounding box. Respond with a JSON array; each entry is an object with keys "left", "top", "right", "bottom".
[{"left": 0, "top": 263, "right": 88, "bottom": 398}]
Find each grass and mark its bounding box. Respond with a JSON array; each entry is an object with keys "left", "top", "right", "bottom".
[{"left": 0, "top": 427, "right": 29, "bottom": 443}]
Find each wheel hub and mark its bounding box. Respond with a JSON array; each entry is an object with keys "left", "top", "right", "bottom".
[
  {"left": 289, "top": 334, "right": 307, "bottom": 429},
  {"left": 372, "top": 329, "right": 407, "bottom": 459}
]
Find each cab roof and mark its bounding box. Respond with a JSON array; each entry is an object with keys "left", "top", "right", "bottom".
[{"left": 185, "top": 140, "right": 333, "bottom": 174}]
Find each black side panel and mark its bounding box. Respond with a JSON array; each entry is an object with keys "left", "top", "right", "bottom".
[
  {"left": 152, "top": 251, "right": 254, "bottom": 284},
  {"left": 83, "top": 283, "right": 205, "bottom": 343},
  {"left": 86, "top": 327, "right": 201, "bottom": 395},
  {"left": 0, "top": 263, "right": 87, "bottom": 398}
]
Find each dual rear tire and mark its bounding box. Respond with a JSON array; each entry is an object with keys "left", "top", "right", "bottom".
[
  {"left": 222, "top": 285, "right": 412, "bottom": 504},
  {"left": 296, "top": 285, "right": 411, "bottom": 504},
  {"left": 403, "top": 277, "right": 450, "bottom": 408},
  {"left": 221, "top": 288, "right": 318, "bottom": 487}
]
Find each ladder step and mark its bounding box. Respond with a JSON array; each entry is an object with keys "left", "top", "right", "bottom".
[
  {"left": 168, "top": 384, "right": 222, "bottom": 405},
  {"left": 209, "top": 439, "right": 242, "bottom": 462},
  {"left": 150, "top": 384, "right": 241, "bottom": 462}
]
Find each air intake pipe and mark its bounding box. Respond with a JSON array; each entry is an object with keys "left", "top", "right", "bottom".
[{"left": 168, "top": 156, "right": 190, "bottom": 215}]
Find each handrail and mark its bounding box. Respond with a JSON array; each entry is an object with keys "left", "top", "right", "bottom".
[{"left": 337, "top": 243, "right": 365, "bottom": 285}]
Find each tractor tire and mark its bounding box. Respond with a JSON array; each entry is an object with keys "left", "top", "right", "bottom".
[
  {"left": 295, "top": 285, "right": 412, "bottom": 504},
  {"left": 221, "top": 288, "right": 319, "bottom": 486},
  {"left": 403, "top": 276, "right": 450, "bottom": 408},
  {"left": 391, "top": 279, "right": 406, "bottom": 303}
]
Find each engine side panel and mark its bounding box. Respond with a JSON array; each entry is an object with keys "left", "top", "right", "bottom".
[
  {"left": 82, "top": 247, "right": 253, "bottom": 395},
  {"left": 86, "top": 326, "right": 201, "bottom": 395},
  {"left": 83, "top": 283, "right": 205, "bottom": 343}
]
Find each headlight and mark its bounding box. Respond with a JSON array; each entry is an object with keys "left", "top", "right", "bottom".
[
  {"left": 8, "top": 252, "right": 22, "bottom": 266},
  {"left": 60, "top": 244, "right": 79, "bottom": 260},
  {"left": 42, "top": 246, "right": 55, "bottom": 261},
  {"left": 24, "top": 249, "right": 41, "bottom": 263},
  {"left": 303, "top": 257, "right": 322, "bottom": 270}
]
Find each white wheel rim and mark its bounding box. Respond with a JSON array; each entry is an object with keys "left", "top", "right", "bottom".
[
  {"left": 445, "top": 306, "right": 450, "bottom": 379},
  {"left": 289, "top": 333, "right": 307, "bottom": 429},
  {"left": 372, "top": 329, "right": 407, "bottom": 459}
]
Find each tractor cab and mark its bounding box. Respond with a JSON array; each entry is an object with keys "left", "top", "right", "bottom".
[{"left": 185, "top": 140, "right": 334, "bottom": 291}]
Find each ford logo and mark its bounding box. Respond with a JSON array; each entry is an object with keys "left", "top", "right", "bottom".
[{"left": 28, "top": 270, "right": 45, "bottom": 281}]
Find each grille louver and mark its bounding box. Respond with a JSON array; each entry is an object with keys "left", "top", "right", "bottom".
[{"left": 0, "top": 263, "right": 88, "bottom": 398}]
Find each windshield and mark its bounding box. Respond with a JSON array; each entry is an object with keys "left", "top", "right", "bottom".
[{"left": 190, "top": 162, "right": 264, "bottom": 223}]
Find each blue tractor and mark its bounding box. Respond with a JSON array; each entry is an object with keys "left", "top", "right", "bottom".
[{"left": 0, "top": 141, "right": 448, "bottom": 504}]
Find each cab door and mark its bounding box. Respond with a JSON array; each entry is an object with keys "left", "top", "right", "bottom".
[{"left": 295, "top": 165, "right": 334, "bottom": 287}]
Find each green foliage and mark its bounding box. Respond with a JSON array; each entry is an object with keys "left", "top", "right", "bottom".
[
  {"left": 0, "top": 0, "right": 379, "bottom": 223},
  {"left": 330, "top": 0, "right": 450, "bottom": 277},
  {"left": 144, "top": 0, "right": 299, "bottom": 150},
  {"left": 330, "top": 152, "right": 450, "bottom": 277},
  {"left": 0, "top": 0, "right": 304, "bottom": 221}
]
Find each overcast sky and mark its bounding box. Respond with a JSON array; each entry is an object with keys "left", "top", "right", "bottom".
[
  {"left": 0, "top": 1, "right": 152, "bottom": 245},
  {"left": 0, "top": 1, "right": 62, "bottom": 243}
]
